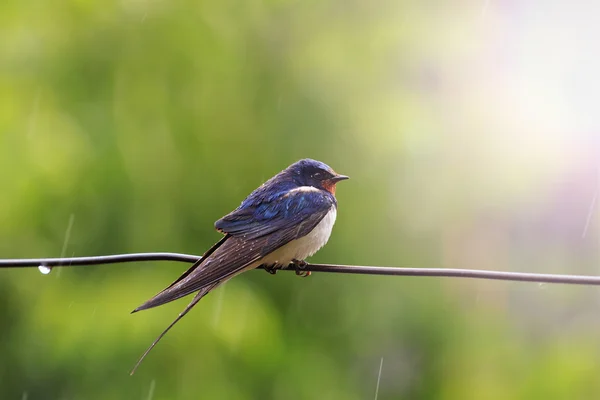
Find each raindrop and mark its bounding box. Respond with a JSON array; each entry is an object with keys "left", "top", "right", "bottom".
[
  {"left": 374, "top": 357, "right": 384, "bottom": 400},
  {"left": 38, "top": 265, "right": 52, "bottom": 275},
  {"left": 147, "top": 379, "right": 156, "bottom": 400},
  {"left": 581, "top": 185, "right": 597, "bottom": 239},
  {"left": 56, "top": 214, "right": 75, "bottom": 278},
  {"left": 212, "top": 283, "right": 227, "bottom": 328}
]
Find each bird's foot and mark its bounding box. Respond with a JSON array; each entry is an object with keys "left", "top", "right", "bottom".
[
  {"left": 291, "top": 259, "right": 311, "bottom": 277},
  {"left": 263, "top": 264, "right": 279, "bottom": 275}
]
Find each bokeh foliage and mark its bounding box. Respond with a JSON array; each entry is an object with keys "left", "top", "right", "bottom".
[{"left": 1, "top": 0, "right": 599, "bottom": 399}]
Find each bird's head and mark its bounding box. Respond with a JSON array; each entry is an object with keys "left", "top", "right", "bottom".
[{"left": 287, "top": 158, "right": 349, "bottom": 195}]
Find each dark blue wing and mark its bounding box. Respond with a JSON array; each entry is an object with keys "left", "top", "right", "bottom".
[{"left": 215, "top": 187, "right": 336, "bottom": 241}]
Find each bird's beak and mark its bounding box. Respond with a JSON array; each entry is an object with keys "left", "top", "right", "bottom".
[{"left": 331, "top": 174, "right": 349, "bottom": 182}]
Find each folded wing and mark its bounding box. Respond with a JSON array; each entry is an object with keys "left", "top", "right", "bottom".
[{"left": 133, "top": 188, "right": 335, "bottom": 311}]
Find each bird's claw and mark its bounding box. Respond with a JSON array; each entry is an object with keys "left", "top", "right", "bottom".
[
  {"left": 263, "top": 264, "right": 278, "bottom": 275},
  {"left": 292, "top": 259, "right": 311, "bottom": 277}
]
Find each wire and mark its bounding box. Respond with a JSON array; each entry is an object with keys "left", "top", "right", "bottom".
[{"left": 1, "top": 253, "right": 600, "bottom": 285}]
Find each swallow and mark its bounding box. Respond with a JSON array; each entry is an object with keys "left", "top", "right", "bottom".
[{"left": 130, "top": 158, "right": 348, "bottom": 374}]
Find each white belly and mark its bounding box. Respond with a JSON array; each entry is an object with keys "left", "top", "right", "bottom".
[{"left": 258, "top": 206, "right": 337, "bottom": 266}]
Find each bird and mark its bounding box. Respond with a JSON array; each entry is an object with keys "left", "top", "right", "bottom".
[{"left": 130, "top": 158, "right": 348, "bottom": 374}]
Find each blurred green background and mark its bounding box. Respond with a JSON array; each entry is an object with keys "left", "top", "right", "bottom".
[{"left": 1, "top": 0, "right": 599, "bottom": 399}]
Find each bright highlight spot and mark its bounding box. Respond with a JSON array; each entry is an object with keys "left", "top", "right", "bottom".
[{"left": 38, "top": 265, "right": 52, "bottom": 275}]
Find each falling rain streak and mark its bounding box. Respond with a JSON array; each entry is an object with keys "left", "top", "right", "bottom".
[
  {"left": 582, "top": 185, "right": 597, "bottom": 239},
  {"left": 374, "top": 357, "right": 384, "bottom": 400},
  {"left": 61, "top": 214, "right": 75, "bottom": 258},
  {"left": 212, "top": 283, "right": 227, "bottom": 328},
  {"left": 56, "top": 214, "right": 75, "bottom": 277},
  {"left": 146, "top": 380, "right": 156, "bottom": 400}
]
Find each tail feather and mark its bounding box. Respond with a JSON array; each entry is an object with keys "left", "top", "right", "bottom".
[
  {"left": 129, "top": 235, "right": 231, "bottom": 373},
  {"left": 130, "top": 282, "right": 219, "bottom": 375}
]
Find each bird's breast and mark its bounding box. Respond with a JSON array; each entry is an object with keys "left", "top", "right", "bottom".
[{"left": 259, "top": 206, "right": 337, "bottom": 266}]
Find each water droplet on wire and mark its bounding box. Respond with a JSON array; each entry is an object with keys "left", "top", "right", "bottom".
[{"left": 38, "top": 265, "right": 52, "bottom": 275}]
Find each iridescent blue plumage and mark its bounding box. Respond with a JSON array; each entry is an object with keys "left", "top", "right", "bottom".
[{"left": 215, "top": 188, "right": 335, "bottom": 241}]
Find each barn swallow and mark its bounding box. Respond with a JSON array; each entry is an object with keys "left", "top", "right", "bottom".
[{"left": 130, "top": 158, "right": 348, "bottom": 374}]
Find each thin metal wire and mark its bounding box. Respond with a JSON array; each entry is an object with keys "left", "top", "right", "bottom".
[{"left": 2, "top": 253, "right": 600, "bottom": 286}]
